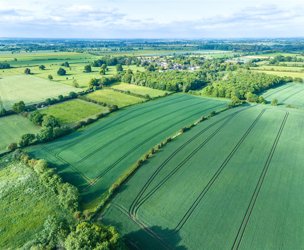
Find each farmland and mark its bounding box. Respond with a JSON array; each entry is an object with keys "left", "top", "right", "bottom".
[
  {"left": 251, "top": 65, "right": 304, "bottom": 80},
  {"left": 0, "top": 115, "right": 40, "bottom": 152},
  {"left": 262, "top": 82, "right": 304, "bottom": 107},
  {"left": 85, "top": 88, "right": 146, "bottom": 108},
  {"left": 27, "top": 94, "right": 228, "bottom": 208},
  {"left": 0, "top": 159, "right": 73, "bottom": 248},
  {"left": 0, "top": 52, "right": 95, "bottom": 67},
  {"left": 39, "top": 99, "right": 109, "bottom": 125},
  {"left": 111, "top": 83, "right": 169, "bottom": 98},
  {"left": 102, "top": 105, "right": 304, "bottom": 249},
  {"left": 0, "top": 75, "right": 80, "bottom": 109}
]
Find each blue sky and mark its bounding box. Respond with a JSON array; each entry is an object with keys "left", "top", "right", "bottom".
[{"left": 0, "top": 0, "right": 303, "bottom": 38}]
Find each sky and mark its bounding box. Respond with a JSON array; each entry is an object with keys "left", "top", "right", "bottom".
[{"left": 0, "top": 0, "right": 303, "bottom": 38}]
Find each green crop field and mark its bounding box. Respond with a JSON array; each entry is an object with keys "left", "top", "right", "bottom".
[
  {"left": 0, "top": 160, "right": 73, "bottom": 248},
  {"left": 252, "top": 68, "right": 304, "bottom": 79},
  {"left": 0, "top": 52, "right": 96, "bottom": 67},
  {"left": 253, "top": 65, "right": 304, "bottom": 72},
  {"left": 262, "top": 82, "right": 304, "bottom": 107},
  {"left": 85, "top": 88, "right": 146, "bottom": 107},
  {"left": 40, "top": 99, "right": 109, "bottom": 125},
  {"left": 101, "top": 105, "right": 304, "bottom": 249},
  {"left": 0, "top": 75, "right": 80, "bottom": 110},
  {"left": 111, "top": 83, "right": 169, "bottom": 97},
  {"left": 27, "top": 94, "right": 228, "bottom": 209},
  {"left": 0, "top": 115, "right": 40, "bottom": 152}
]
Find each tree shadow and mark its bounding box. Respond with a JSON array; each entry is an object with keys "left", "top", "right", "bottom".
[{"left": 125, "top": 226, "right": 187, "bottom": 250}]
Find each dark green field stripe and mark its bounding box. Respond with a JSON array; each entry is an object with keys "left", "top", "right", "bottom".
[
  {"left": 40, "top": 145, "right": 93, "bottom": 184},
  {"left": 129, "top": 107, "right": 251, "bottom": 217},
  {"left": 81, "top": 103, "right": 225, "bottom": 191},
  {"left": 70, "top": 98, "right": 216, "bottom": 166},
  {"left": 231, "top": 112, "right": 289, "bottom": 250},
  {"left": 263, "top": 84, "right": 294, "bottom": 98},
  {"left": 173, "top": 110, "right": 266, "bottom": 232},
  {"left": 133, "top": 109, "right": 265, "bottom": 227},
  {"left": 281, "top": 88, "right": 304, "bottom": 103},
  {"left": 46, "top": 94, "right": 191, "bottom": 153},
  {"left": 52, "top": 98, "right": 217, "bottom": 181}
]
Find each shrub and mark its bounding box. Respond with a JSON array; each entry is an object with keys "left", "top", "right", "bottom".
[
  {"left": 7, "top": 142, "right": 18, "bottom": 151},
  {"left": 57, "top": 67, "right": 67, "bottom": 76},
  {"left": 24, "top": 68, "right": 31, "bottom": 74},
  {"left": 271, "top": 98, "right": 279, "bottom": 106}
]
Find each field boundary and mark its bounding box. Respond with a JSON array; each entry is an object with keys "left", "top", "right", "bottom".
[
  {"left": 129, "top": 106, "right": 252, "bottom": 219},
  {"left": 90, "top": 104, "right": 241, "bottom": 218},
  {"left": 44, "top": 94, "right": 187, "bottom": 152}
]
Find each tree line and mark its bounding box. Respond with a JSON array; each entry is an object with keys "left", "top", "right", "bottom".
[{"left": 202, "top": 70, "right": 291, "bottom": 102}]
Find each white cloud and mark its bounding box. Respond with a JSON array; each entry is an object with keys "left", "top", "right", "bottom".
[{"left": 0, "top": 0, "right": 303, "bottom": 38}]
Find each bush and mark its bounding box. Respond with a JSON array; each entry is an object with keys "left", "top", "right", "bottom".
[
  {"left": 7, "top": 142, "right": 18, "bottom": 151},
  {"left": 84, "top": 65, "right": 92, "bottom": 73},
  {"left": 24, "top": 68, "right": 31, "bottom": 74},
  {"left": 64, "top": 222, "right": 122, "bottom": 250},
  {"left": 19, "top": 133, "right": 36, "bottom": 147},
  {"left": 57, "top": 67, "right": 67, "bottom": 76},
  {"left": 12, "top": 101, "right": 26, "bottom": 113},
  {"left": 271, "top": 98, "right": 279, "bottom": 106}
]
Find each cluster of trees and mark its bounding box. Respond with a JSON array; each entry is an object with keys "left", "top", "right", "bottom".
[
  {"left": 6, "top": 112, "right": 70, "bottom": 151},
  {"left": 88, "top": 76, "right": 120, "bottom": 88},
  {"left": 91, "top": 56, "right": 140, "bottom": 67},
  {"left": 13, "top": 112, "right": 67, "bottom": 149},
  {"left": 0, "top": 62, "right": 10, "bottom": 69},
  {"left": 202, "top": 70, "right": 291, "bottom": 102},
  {"left": 11, "top": 152, "right": 123, "bottom": 249},
  {"left": 120, "top": 70, "right": 206, "bottom": 92},
  {"left": 269, "top": 55, "right": 304, "bottom": 65},
  {"left": 29, "top": 112, "right": 72, "bottom": 143}
]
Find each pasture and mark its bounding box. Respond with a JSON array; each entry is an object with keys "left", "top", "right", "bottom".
[
  {"left": 0, "top": 63, "right": 145, "bottom": 88},
  {"left": 27, "top": 94, "right": 228, "bottom": 208},
  {"left": 39, "top": 99, "right": 109, "bottom": 125},
  {"left": 0, "top": 115, "right": 40, "bottom": 152},
  {"left": 252, "top": 67, "right": 304, "bottom": 80},
  {"left": 0, "top": 75, "right": 80, "bottom": 110},
  {"left": 0, "top": 160, "right": 72, "bottom": 248},
  {"left": 102, "top": 105, "right": 304, "bottom": 249},
  {"left": 0, "top": 52, "right": 95, "bottom": 67},
  {"left": 262, "top": 82, "right": 304, "bottom": 108},
  {"left": 85, "top": 88, "right": 146, "bottom": 107},
  {"left": 111, "top": 83, "right": 169, "bottom": 98}
]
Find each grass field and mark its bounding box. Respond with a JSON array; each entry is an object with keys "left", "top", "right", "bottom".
[
  {"left": 85, "top": 88, "right": 146, "bottom": 107},
  {"left": 253, "top": 65, "right": 304, "bottom": 72},
  {"left": 0, "top": 115, "right": 40, "bottom": 152},
  {"left": 252, "top": 68, "right": 304, "bottom": 79},
  {"left": 0, "top": 75, "right": 80, "bottom": 109},
  {"left": 0, "top": 160, "right": 72, "bottom": 248},
  {"left": 40, "top": 99, "right": 109, "bottom": 125},
  {"left": 101, "top": 105, "right": 304, "bottom": 249},
  {"left": 27, "top": 94, "right": 228, "bottom": 208},
  {"left": 262, "top": 82, "right": 304, "bottom": 107},
  {"left": 0, "top": 64, "right": 145, "bottom": 88},
  {"left": 111, "top": 83, "right": 169, "bottom": 98},
  {"left": 0, "top": 52, "right": 95, "bottom": 67}
]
